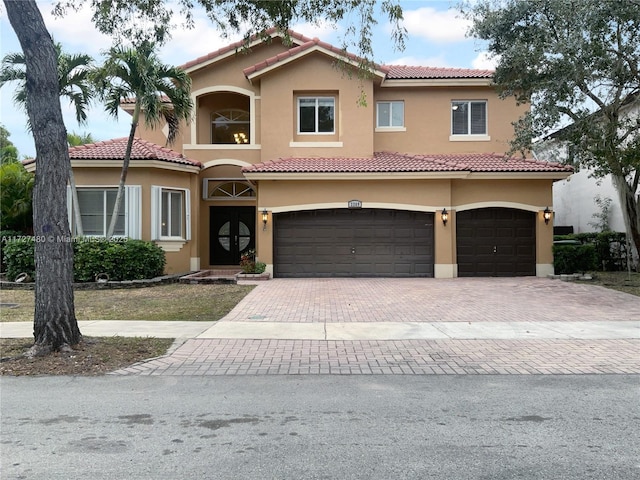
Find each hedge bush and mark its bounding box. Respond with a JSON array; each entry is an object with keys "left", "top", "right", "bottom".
[
  {"left": 3, "top": 237, "right": 35, "bottom": 281},
  {"left": 553, "top": 243, "right": 598, "bottom": 274},
  {"left": 1, "top": 229, "right": 24, "bottom": 272},
  {"left": 553, "top": 232, "right": 629, "bottom": 272},
  {"left": 2, "top": 238, "right": 166, "bottom": 282}
]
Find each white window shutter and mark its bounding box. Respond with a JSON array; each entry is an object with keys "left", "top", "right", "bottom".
[
  {"left": 150, "top": 186, "right": 161, "bottom": 240},
  {"left": 66, "top": 185, "right": 73, "bottom": 233},
  {"left": 125, "top": 186, "right": 142, "bottom": 239},
  {"left": 185, "top": 189, "right": 191, "bottom": 241}
]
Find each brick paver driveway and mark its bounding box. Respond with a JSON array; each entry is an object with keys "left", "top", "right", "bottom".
[
  {"left": 114, "top": 278, "right": 640, "bottom": 376},
  {"left": 222, "top": 277, "right": 639, "bottom": 323}
]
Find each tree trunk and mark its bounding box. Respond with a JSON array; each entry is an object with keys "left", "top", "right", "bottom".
[
  {"left": 106, "top": 103, "right": 139, "bottom": 238},
  {"left": 612, "top": 173, "right": 640, "bottom": 270},
  {"left": 69, "top": 169, "right": 83, "bottom": 236},
  {"left": 4, "top": 0, "right": 81, "bottom": 353}
]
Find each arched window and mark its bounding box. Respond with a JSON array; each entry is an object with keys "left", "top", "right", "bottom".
[
  {"left": 206, "top": 180, "right": 255, "bottom": 199},
  {"left": 211, "top": 109, "right": 250, "bottom": 144}
]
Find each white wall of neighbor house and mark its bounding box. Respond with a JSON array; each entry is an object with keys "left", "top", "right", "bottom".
[{"left": 552, "top": 171, "right": 631, "bottom": 233}]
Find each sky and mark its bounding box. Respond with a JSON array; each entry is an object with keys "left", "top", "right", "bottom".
[{"left": 0, "top": 0, "right": 495, "bottom": 158}]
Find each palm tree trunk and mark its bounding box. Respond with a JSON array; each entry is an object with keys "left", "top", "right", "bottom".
[
  {"left": 106, "top": 102, "right": 139, "bottom": 238},
  {"left": 69, "top": 168, "right": 83, "bottom": 236}
]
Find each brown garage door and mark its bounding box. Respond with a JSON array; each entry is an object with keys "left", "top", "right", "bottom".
[
  {"left": 274, "top": 209, "right": 434, "bottom": 277},
  {"left": 457, "top": 208, "right": 536, "bottom": 277}
]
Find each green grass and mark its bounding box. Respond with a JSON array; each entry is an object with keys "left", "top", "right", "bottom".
[
  {"left": 0, "top": 283, "right": 255, "bottom": 322},
  {"left": 577, "top": 271, "right": 640, "bottom": 297}
]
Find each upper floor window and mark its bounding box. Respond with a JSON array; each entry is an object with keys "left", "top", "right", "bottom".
[
  {"left": 377, "top": 101, "right": 404, "bottom": 128},
  {"left": 211, "top": 109, "right": 250, "bottom": 144},
  {"left": 451, "top": 101, "right": 487, "bottom": 135},
  {"left": 298, "top": 97, "right": 335, "bottom": 134}
]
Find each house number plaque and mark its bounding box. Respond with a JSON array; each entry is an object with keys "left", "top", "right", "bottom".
[{"left": 348, "top": 200, "right": 362, "bottom": 209}]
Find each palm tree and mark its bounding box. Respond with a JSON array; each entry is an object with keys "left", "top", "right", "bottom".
[
  {"left": 93, "top": 40, "right": 192, "bottom": 238},
  {"left": 0, "top": 44, "right": 94, "bottom": 236},
  {"left": 0, "top": 44, "right": 94, "bottom": 125}
]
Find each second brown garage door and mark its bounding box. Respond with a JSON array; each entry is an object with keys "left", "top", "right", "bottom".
[
  {"left": 274, "top": 209, "right": 434, "bottom": 277},
  {"left": 456, "top": 207, "right": 536, "bottom": 277}
]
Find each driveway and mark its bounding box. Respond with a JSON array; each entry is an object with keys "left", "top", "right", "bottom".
[
  {"left": 113, "top": 277, "right": 640, "bottom": 376},
  {"left": 221, "top": 277, "right": 640, "bottom": 323}
]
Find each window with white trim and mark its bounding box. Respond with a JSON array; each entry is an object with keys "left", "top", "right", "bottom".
[
  {"left": 161, "top": 190, "right": 183, "bottom": 238},
  {"left": 68, "top": 186, "right": 141, "bottom": 238},
  {"left": 151, "top": 186, "right": 191, "bottom": 241},
  {"left": 298, "top": 97, "right": 335, "bottom": 133},
  {"left": 76, "top": 188, "right": 125, "bottom": 236},
  {"left": 451, "top": 100, "right": 487, "bottom": 135},
  {"left": 377, "top": 101, "right": 404, "bottom": 128}
]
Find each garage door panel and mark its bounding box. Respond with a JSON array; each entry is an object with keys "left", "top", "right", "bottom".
[
  {"left": 457, "top": 208, "right": 535, "bottom": 277},
  {"left": 274, "top": 209, "right": 434, "bottom": 277}
]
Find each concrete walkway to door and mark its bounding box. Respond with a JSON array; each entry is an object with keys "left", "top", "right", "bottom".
[{"left": 112, "top": 278, "right": 640, "bottom": 376}]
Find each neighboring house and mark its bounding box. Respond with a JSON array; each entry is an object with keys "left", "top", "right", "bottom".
[
  {"left": 25, "top": 29, "right": 573, "bottom": 277},
  {"left": 536, "top": 96, "right": 640, "bottom": 235}
]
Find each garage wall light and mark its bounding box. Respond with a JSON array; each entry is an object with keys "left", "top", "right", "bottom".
[
  {"left": 441, "top": 208, "right": 448, "bottom": 226},
  {"left": 262, "top": 209, "right": 269, "bottom": 230},
  {"left": 543, "top": 207, "right": 552, "bottom": 225}
]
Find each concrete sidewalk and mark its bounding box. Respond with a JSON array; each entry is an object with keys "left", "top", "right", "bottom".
[{"left": 2, "top": 319, "right": 638, "bottom": 340}]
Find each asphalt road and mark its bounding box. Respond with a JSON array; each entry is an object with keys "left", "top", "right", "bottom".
[{"left": 1, "top": 375, "right": 639, "bottom": 479}]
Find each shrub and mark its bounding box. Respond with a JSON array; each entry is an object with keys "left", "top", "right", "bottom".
[
  {"left": 3, "top": 237, "right": 166, "bottom": 282},
  {"left": 1, "top": 229, "right": 23, "bottom": 272},
  {"left": 73, "top": 239, "right": 166, "bottom": 281},
  {"left": 553, "top": 243, "right": 597, "bottom": 274},
  {"left": 553, "top": 232, "right": 629, "bottom": 272},
  {"left": 3, "top": 237, "right": 35, "bottom": 281}
]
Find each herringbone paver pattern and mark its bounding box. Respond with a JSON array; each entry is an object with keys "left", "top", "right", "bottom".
[
  {"left": 223, "top": 278, "right": 640, "bottom": 323},
  {"left": 112, "top": 338, "right": 640, "bottom": 376},
  {"left": 109, "top": 278, "right": 640, "bottom": 376}
]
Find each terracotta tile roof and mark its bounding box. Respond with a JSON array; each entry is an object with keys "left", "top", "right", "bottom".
[
  {"left": 384, "top": 65, "right": 494, "bottom": 80},
  {"left": 67, "top": 137, "right": 202, "bottom": 167},
  {"left": 179, "top": 28, "right": 491, "bottom": 82},
  {"left": 243, "top": 36, "right": 388, "bottom": 78},
  {"left": 243, "top": 152, "right": 572, "bottom": 174},
  {"left": 120, "top": 95, "right": 171, "bottom": 104},
  {"left": 180, "top": 28, "right": 311, "bottom": 71}
]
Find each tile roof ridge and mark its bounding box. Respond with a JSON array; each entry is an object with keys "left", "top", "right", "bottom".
[{"left": 181, "top": 28, "right": 312, "bottom": 70}]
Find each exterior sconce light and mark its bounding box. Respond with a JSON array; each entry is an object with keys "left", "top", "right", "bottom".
[
  {"left": 441, "top": 208, "right": 448, "bottom": 226},
  {"left": 543, "top": 207, "right": 552, "bottom": 225},
  {"left": 262, "top": 209, "right": 268, "bottom": 230}
]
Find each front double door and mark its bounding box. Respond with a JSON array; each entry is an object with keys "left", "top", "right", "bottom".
[{"left": 210, "top": 206, "right": 255, "bottom": 265}]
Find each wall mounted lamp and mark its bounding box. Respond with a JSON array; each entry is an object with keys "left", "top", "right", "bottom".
[
  {"left": 441, "top": 208, "right": 449, "bottom": 226},
  {"left": 262, "top": 209, "right": 268, "bottom": 230},
  {"left": 543, "top": 207, "right": 552, "bottom": 225}
]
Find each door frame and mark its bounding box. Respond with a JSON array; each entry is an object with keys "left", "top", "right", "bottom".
[{"left": 209, "top": 206, "right": 256, "bottom": 265}]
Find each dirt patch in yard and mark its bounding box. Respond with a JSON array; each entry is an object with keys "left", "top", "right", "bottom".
[{"left": 0, "top": 337, "right": 173, "bottom": 376}]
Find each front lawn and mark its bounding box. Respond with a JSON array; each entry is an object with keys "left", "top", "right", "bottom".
[{"left": 0, "top": 283, "right": 255, "bottom": 322}]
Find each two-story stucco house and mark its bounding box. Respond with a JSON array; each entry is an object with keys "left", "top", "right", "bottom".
[{"left": 36, "top": 29, "right": 574, "bottom": 278}]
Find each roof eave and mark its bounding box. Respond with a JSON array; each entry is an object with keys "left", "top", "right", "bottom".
[
  {"left": 243, "top": 171, "right": 470, "bottom": 180},
  {"left": 381, "top": 78, "right": 493, "bottom": 88},
  {"left": 68, "top": 159, "right": 201, "bottom": 173}
]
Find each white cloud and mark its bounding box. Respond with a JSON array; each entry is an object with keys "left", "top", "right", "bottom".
[
  {"left": 39, "top": 4, "right": 111, "bottom": 56},
  {"left": 401, "top": 7, "right": 471, "bottom": 43},
  {"left": 159, "top": 12, "right": 240, "bottom": 65},
  {"left": 291, "top": 20, "right": 340, "bottom": 41},
  {"left": 471, "top": 51, "right": 500, "bottom": 70},
  {"left": 386, "top": 55, "right": 451, "bottom": 68}
]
